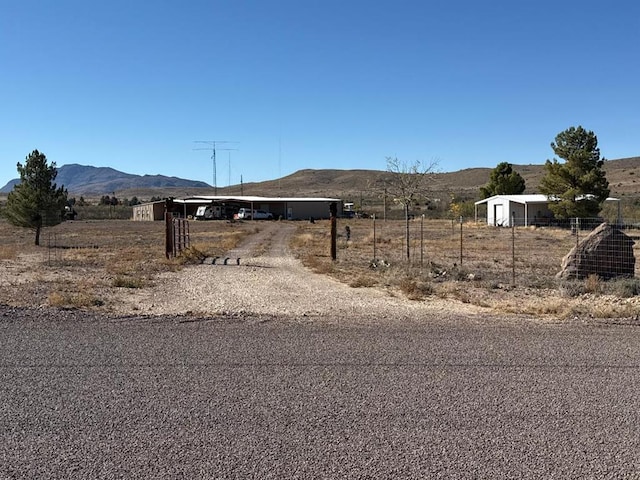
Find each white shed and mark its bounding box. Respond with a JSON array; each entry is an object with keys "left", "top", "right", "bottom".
[
  {"left": 474, "top": 194, "right": 621, "bottom": 227},
  {"left": 474, "top": 195, "right": 555, "bottom": 227}
]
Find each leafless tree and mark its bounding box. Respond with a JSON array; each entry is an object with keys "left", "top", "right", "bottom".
[{"left": 383, "top": 157, "right": 439, "bottom": 261}]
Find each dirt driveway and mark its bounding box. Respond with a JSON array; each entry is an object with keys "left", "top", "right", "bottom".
[{"left": 114, "top": 221, "right": 486, "bottom": 322}]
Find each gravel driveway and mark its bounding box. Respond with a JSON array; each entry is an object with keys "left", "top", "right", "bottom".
[{"left": 115, "top": 221, "right": 484, "bottom": 321}]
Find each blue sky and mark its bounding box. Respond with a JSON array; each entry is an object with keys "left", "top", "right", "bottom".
[{"left": 1, "top": 0, "right": 638, "bottom": 189}]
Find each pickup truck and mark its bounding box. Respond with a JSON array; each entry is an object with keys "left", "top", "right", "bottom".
[{"left": 237, "top": 208, "right": 274, "bottom": 220}]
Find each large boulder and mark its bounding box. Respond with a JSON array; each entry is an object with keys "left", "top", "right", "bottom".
[{"left": 557, "top": 223, "right": 636, "bottom": 280}]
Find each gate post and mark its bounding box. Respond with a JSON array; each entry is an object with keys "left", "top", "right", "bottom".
[
  {"left": 165, "top": 212, "right": 174, "bottom": 259},
  {"left": 330, "top": 202, "right": 337, "bottom": 261}
]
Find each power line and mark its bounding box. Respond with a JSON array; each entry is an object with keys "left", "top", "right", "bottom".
[{"left": 193, "top": 140, "right": 239, "bottom": 195}]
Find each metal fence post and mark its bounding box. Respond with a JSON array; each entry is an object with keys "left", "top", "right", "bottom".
[
  {"left": 330, "top": 202, "right": 337, "bottom": 261},
  {"left": 373, "top": 214, "right": 377, "bottom": 261},
  {"left": 459, "top": 216, "right": 463, "bottom": 266},
  {"left": 420, "top": 214, "right": 424, "bottom": 268},
  {"left": 512, "top": 212, "right": 516, "bottom": 286}
]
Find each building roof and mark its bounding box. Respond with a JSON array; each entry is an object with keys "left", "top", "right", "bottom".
[
  {"left": 474, "top": 194, "right": 550, "bottom": 206},
  {"left": 173, "top": 195, "right": 341, "bottom": 204},
  {"left": 475, "top": 194, "right": 620, "bottom": 206}
]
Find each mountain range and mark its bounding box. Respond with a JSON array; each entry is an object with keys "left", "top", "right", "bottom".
[
  {"left": 2, "top": 157, "right": 640, "bottom": 200},
  {"left": 0, "top": 164, "right": 210, "bottom": 195}
]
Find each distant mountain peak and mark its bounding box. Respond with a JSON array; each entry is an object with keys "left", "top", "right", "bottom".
[{"left": 0, "top": 164, "right": 210, "bottom": 195}]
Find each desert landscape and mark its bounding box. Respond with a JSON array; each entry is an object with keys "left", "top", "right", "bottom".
[{"left": 1, "top": 216, "right": 639, "bottom": 321}]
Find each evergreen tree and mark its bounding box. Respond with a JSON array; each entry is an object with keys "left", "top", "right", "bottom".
[
  {"left": 479, "top": 162, "right": 526, "bottom": 198},
  {"left": 2, "top": 150, "right": 68, "bottom": 245},
  {"left": 539, "top": 126, "right": 609, "bottom": 218}
]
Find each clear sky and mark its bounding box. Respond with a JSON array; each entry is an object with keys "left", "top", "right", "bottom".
[{"left": 1, "top": 0, "right": 638, "bottom": 189}]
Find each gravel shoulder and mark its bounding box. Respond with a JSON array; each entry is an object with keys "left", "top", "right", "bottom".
[{"left": 112, "top": 221, "right": 488, "bottom": 322}]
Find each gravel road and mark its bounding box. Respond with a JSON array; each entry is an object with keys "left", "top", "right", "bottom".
[
  {"left": 2, "top": 222, "right": 640, "bottom": 478},
  {"left": 3, "top": 307, "right": 640, "bottom": 478}
]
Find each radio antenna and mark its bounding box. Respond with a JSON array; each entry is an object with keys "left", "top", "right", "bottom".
[{"left": 193, "top": 140, "right": 239, "bottom": 195}]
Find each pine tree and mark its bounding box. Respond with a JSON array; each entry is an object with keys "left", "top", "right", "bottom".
[
  {"left": 539, "top": 126, "right": 609, "bottom": 219},
  {"left": 479, "top": 162, "right": 526, "bottom": 199},
  {"left": 3, "top": 150, "right": 68, "bottom": 245}
]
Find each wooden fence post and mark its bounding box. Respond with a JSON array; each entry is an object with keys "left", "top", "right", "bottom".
[
  {"left": 165, "top": 212, "right": 174, "bottom": 259},
  {"left": 330, "top": 202, "right": 337, "bottom": 261}
]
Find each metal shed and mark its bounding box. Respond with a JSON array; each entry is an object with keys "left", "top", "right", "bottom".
[
  {"left": 474, "top": 194, "right": 621, "bottom": 227},
  {"left": 474, "top": 195, "right": 556, "bottom": 227}
]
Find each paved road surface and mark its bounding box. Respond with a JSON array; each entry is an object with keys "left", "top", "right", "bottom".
[{"left": 2, "top": 307, "right": 640, "bottom": 478}]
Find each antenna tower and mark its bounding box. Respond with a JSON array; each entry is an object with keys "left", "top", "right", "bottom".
[{"left": 193, "top": 140, "right": 239, "bottom": 195}]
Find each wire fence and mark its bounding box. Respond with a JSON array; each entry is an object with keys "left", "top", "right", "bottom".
[
  {"left": 357, "top": 217, "right": 640, "bottom": 287},
  {"left": 36, "top": 216, "right": 640, "bottom": 290}
]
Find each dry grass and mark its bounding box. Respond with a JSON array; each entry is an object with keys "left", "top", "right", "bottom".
[
  {"left": 0, "top": 244, "right": 19, "bottom": 260},
  {"left": 48, "top": 291, "right": 105, "bottom": 309},
  {"left": 1, "top": 217, "right": 639, "bottom": 319},
  {"left": 0, "top": 219, "right": 253, "bottom": 311},
  {"left": 290, "top": 218, "right": 640, "bottom": 319}
]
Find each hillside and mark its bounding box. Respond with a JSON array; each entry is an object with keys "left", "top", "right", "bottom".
[
  {"left": 3, "top": 157, "right": 640, "bottom": 201},
  {"left": 0, "top": 164, "right": 210, "bottom": 195},
  {"left": 207, "top": 157, "right": 640, "bottom": 201}
]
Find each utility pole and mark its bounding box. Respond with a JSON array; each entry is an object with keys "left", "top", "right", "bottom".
[{"left": 193, "top": 140, "right": 238, "bottom": 195}]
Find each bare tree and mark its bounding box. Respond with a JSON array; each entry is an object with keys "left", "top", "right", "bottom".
[{"left": 383, "top": 157, "right": 439, "bottom": 261}]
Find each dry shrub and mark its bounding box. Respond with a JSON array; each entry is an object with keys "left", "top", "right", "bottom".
[
  {"left": 565, "top": 299, "right": 640, "bottom": 319},
  {"left": 48, "top": 291, "right": 104, "bottom": 309},
  {"left": 584, "top": 274, "right": 602, "bottom": 294},
  {"left": 303, "top": 255, "right": 335, "bottom": 274},
  {"left": 605, "top": 278, "right": 640, "bottom": 298},
  {"left": 523, "top": 298, "right": 570, "bottom": 316},
  {"left": 290, "top": 232, "right": 316, "bottom": 250},
  {"left": 398, "top": 276, "right": 434, "bottom": 300},
  {"left": 559, "top": 281, "right": 584, "bottom": 298},
  {"left": 589, "top": 302, "right": 639, "bottom": 319},
  {"left": 349, "top": 274, "right": 377, "bottom": 288},
  {"left": 177, "top": 245, "right": 207, "bottom": 264},
  {"left": 0, "top": 245, "right": 19, "bottom": 260}
]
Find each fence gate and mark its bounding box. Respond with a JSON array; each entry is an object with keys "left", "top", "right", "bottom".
[{"left": 165, "top": 213, "right": 190, "bottom": 258}]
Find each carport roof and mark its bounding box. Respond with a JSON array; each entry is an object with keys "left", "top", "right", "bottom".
[{"left": 174, "top": 195, "right": 341, "bottom": 204}]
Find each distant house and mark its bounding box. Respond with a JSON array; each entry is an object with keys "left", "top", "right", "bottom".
[
  {"left": 474, "top": 194, "right": 620, "bottom": 227},
  {"left": 132, "top": 196, "right": 342, "bottom": 221}
]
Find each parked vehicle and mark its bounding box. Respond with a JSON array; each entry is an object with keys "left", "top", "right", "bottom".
[
  {"left": 195, "top": 204, "right": 223, "bottom": 220},
  {"left": 237, "top": 208, "right": 273, "bottom": 220}
]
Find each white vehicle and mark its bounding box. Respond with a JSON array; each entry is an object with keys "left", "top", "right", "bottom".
[
  {"left": 195, "top": 205, "right": 222, "bottom": 220},
  {"left": 237, "top": 208, "right": 273, "bottom": 220}
]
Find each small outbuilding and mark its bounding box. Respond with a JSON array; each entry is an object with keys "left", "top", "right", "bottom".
[
  {"left": 474, "top": 195, "right": 555, "bottom": 227},
  {"left": 474, "top": 194, "right": 621, "bottom": 227},
  {"left": 132, "top": 200, "right": 167, "bottom": 221}
]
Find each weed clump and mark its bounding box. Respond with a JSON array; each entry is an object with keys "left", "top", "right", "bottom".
[
  {"left": 398, "top": 276, "right": 434, "bottom": 300},
  {"left": 48, "top": 291, "right": 104, "bottom": 309}
]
